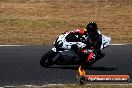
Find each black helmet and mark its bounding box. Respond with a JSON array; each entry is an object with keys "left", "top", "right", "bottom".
[{"left": 86, "top": 22, "right": 98, "bottom": 33}]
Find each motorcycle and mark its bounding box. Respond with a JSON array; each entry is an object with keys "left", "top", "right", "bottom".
[{"left": 40, "top": 32, "right": 111, "bottom": 68}]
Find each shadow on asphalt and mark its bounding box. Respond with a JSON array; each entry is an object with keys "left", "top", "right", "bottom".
[
  {"left": 87, "top": 67, "right": 118, "bottom": 71},
  {"left": 49, "top": 65, "right": 118, "bottom": 71}
]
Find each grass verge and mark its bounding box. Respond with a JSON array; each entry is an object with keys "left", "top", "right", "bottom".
[
  {"left": 0, "top": 0, "right": 131, "bottom": 45},
  {"left": 16, "top": 84, "right": 132, "bottom": 88}
]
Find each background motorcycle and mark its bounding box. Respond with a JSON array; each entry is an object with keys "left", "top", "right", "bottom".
[{"left": 40, "top": 33, "right": 111, "bottom": 68}]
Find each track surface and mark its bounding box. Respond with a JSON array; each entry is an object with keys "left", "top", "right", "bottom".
[{"left": 0, "top": 45, "right": 132, "bottom": 86}]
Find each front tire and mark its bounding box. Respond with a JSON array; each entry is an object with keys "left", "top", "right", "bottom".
[{"left": 40, "top": 50, "right": 57, "bottom": 68}]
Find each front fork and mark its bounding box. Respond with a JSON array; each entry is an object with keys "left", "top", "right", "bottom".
[{"left": 51, "top": 47, "right": 61, "bottom": 63}]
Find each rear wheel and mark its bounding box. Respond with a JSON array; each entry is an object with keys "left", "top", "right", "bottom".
[{"left": 40, "top": 50, "right": 57, "bottom": 68}]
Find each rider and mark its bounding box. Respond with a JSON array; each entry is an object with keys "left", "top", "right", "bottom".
[
  {"left": 80, "top": 22, "right": 102, "bottom": 75},
  {"left": 64, "top": 21, "right": 102, "bottom": 75},
  {"left": 64, "top": 21, "right": 102, "bottom": 49}
]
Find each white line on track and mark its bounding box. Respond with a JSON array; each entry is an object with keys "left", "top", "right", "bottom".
[
  {"left": 0, "top": 44, "right": 131, "bottom": 46},
  {"left": 110, "top": 43, "right": 132, "bottom": 45}
]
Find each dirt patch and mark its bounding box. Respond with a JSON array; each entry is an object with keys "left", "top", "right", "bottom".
[
  {"left": 0, "top": 0, "right": 131, "bottom": 45},
  {"left": 16, "top": 84, "right": 132, "bottom": 88}
]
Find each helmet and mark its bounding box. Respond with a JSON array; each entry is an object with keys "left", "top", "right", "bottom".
[{"left": 86, "top": 22, "right": 98, "bottom": 33}]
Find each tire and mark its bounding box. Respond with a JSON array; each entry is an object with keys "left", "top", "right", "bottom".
[{"left": 40, "top": 50, "right": 57, "bottom": 68}]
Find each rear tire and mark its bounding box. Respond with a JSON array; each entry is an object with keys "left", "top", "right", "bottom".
[{"left": 40, "top": 50, "right": 57, "bottom": 68}]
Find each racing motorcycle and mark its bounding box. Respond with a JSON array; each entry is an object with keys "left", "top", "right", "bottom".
[{"left": 40, "top": 32, "right": 111, "bottom": 68}]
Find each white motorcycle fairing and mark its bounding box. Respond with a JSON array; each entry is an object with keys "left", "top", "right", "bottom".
[{"left": 52, "top": 33, "right": 111, "bottom": 52}]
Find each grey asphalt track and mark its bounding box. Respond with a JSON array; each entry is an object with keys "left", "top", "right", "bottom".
[{"left": 0, "top": 45, "right": 132, "bottom": 86}]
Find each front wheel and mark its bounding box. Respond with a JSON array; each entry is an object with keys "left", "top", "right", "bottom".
[{"left": 40, "top": 50, "right": 57, "bottom": 68}]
